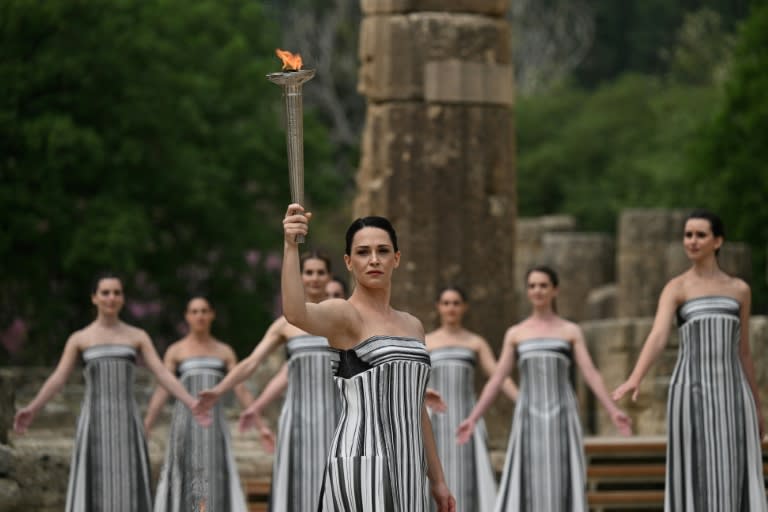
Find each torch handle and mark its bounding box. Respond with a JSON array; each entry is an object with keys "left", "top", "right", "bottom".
[{"left": 284, "top": 85, "right": 305, "bottom": 244}]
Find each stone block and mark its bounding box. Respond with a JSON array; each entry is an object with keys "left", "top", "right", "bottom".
[
  {"left": 586, "top": 283, "right": 617, "bottom": 320},
  {"left": 0, "top": 478, "right": 21, "bottom": 509},
  {"left": 617, "top": 209, "right": 687, "bottom": 318},
  {"left": 358, "top": 13, "right": 511, "bottom": 101},
  {"left": 539, "top": 232, "right": 614, "bottom": 322},
  {"left": 361, "top": 0, "right": 509, "bottom": 16}
]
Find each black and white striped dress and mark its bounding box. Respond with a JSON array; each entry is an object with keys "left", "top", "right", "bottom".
[
  {"left": 270, "top": 335, "right": 340, "bottom": 511},
  {"left": 319, "top": 336, "right": 432, "bottom": 511},
  {"left": 667, "top": 296, "right": 767, "bottom": 511},
  {"left": 66, "top": 344, "right": 153, "bottom": 512},
  {"left": 496, "top": 338, "right": 586, "bottom": 512},
  {"left": 429, "top": 346, "right": 496, "bottom": 512},
  {"left": 154, "top": 357, "right": 247, "bottom": 512}
]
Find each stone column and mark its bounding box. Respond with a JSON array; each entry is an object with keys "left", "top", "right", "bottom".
[{"left": 354, "top": 0, "right": 516, "bottom": 346}]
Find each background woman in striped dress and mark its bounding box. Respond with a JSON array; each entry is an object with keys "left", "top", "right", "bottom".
[
  {"left": 426, "top": 286, "right": 518, "bottom": 512},
  {"left": 457, "top": 266, "right": 632, "bottom": 512},
  {"left": 613, "top": 209, "right": 767, "bottom": 511},
  {"left": 13, "top": 274, "right": 210, "bottom": 512},
  {"left": 144, "top": 296, "right": 253, "bottom": 511},
  {"left": 194, "top": 252, "right": 341, "bottom": 512},
  {"left": 281, "top": 204, "right": 456, "bottom": 512}
]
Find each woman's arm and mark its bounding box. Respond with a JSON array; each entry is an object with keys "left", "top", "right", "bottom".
[
  {"left": 143, "top": 345, "right": 177, "bottom": 435},
  {"left": 572, "top": 327, "right": 632, "bottom": 436},
  {"left": 612, "top": 281, "right": 679, "bottom": 402},
  {"left": 282, "top": 205, "right": 356, "bottom": 340},
  {"left": 194, "top": 320, "right": 286, "bottom": 414},
  {"left": 456, "top": 328, "right": 517, "bottom": 444},
  {"left": 14, "top": 334, "right": 81, "bottom": 433},
  {"left": 250, "top": 363, "right": 289, "bottom": 411},
  {"left": 422, "top": 406, "right": 456, "bottom": 512},
  {"left": 476, "top": 337, "right": 518, "bottom": 402},
  {"left": 736, "top": 284, "right": 764, "bottom": 438},
  {"left": 137, "top": 333, "right": 201, "bottom": 412},
  {"left": 224, "top": 346, "right": 256, "bottom": 409}
]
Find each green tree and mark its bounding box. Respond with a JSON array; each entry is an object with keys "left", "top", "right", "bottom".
[
  {"left": 0, "top": 0, "right": 338, "bottom": 362},
  {"left": 688, "top": 3, "right": 768, "bottom": 308}
]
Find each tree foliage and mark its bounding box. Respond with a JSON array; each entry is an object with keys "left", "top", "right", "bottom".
[
  {"left": 0, "top": 0, "right": 338, "bottom": 362},
  {"left": 688, "top": 3, "right": 768, "bottom": 307}
]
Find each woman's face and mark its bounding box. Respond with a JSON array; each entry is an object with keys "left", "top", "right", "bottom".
[
  {"left": 683, "top": 218, "right": 722, "bottom": 262},
  {"left": 526, "top": 271, "right": 557, "bottom": 308},
  {"left": 185, "top": 298, "right": 214, "bottom": 334},
  {"left": 91, "top": 278, "right": 124, "bottom": 316},
  {"left": 344, "top": 227, "right": 400, "bottom": 289},
  {"left": 302, "top": 258, "right": 331, "bottom": 301},
  {"left": 437, "top": 289, "right": 467, "bottom": 325},
  {"left": 326, "top": 280, "right": 346, "bottom": 299}
]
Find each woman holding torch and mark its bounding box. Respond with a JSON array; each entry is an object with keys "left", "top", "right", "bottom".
[{"left": 281, "top": 204, "right": 455, "bottom": 511}]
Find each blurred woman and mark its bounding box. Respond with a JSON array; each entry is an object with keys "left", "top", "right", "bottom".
[
  {"left": 613, "top": 209, "right": 766, "bottom": 511},
  {"left": 458, "top": 266, "right": 631, "bottom": 512},
  {"left": 144, "top": 296, "right": 252, "bottom": 511},
  {"left": 426, "top": 286, "right": 517, "bottom": 512},
  {"left": 194, "top": 252, "right": 340, "bottom": 512},
  {"left": 13, "top": 274, "right": 208, "bottom": 512}
]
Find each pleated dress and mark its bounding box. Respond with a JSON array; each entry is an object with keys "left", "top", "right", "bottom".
[
  {"left": 319, "top": 335, "right": 433, "bottom": 512},
  {"left": 66, "top": 344, "right": 152, "bottom": 512},
  {"left": 153, "top": 356, "right": 247, "bottom": 512},
  {"left": 496, "top": 338, "right": 586, "bottom": 512},
  {"left": 429, "top": 346, "right": 497, "bottom": 512},
  {"left": 666, "top": 296, "right": 767, "bottom": 511},
  {"left": 270, "top": 335, "right": 341, "bottom": 511}
]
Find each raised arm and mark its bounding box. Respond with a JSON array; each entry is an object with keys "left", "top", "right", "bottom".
[
  {"left": 14, "top": 334, "right": 81, "bottom": 433},
  {"left": 224, "top": 346, "right": 256, "bottom": 409},
  {"left": 736, "top": 284, "right": 764, "bottom": 438},
  {"left": 143, "top": 345, "right": 177, "bottom": 435},
  {"left": 476, "top": 337, "right": 518, "bottom": 402},
  {"left": 194, "top": 319, "right": 286, "bottom": 414},
  {"left": 422, "top": 406, "right": 456, "bottom": 512},
  {"left": 457, "top": 328, "right": 517, "bottom": 444},
  {"left": 137, "top": 333, "right": 203, "bottom": 419},
  {"left": 282, "top": 204, "right": 356, "bottom": 341},
  {"left": 572, "top": 327, "right": 632, "bottom": 436},
  {"left": 612, "top": 282, "right": 679, "bottom": 402}
]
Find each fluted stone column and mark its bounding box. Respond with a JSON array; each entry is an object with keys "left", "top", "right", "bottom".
[{"left": 354, "top": 0, "right": 516, "bottom": 346}]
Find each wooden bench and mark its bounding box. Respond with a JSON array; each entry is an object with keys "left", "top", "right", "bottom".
[{"left": 244, "top": 479, "right": 270, "bottom": 512}]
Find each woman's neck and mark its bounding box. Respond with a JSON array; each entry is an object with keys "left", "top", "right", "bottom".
[
  {"left": 188, "top": 331, "right": 213, "bottom": 344},
  {"left": 94, "top": 314, "right": 120, "bottom": 327},
  {"left": 530, "top": 306, "right": 558, "bottom": 322},
  {"left": 440, "top": 321, "right": 464, "bottom": 334},
  {"left": 691, "top": 257, "right": 721, "bottom": 278},
  {"left": 350, "top": 285, "right": 392, "bottom": 313}
]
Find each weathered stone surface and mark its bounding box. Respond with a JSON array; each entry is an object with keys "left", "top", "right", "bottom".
[
  {"left": 540, "top": 232, "right": 614, "bottom": 322},
  {"left": 0, "top": 478, "right": 21, "bottom": 509},
  {"left": 617, "top": 209, "right": 688, "bottom": 318},
  {"left": 361, "top": 0, "right": 508, "bottom": 15},
  {"left": 0, "top": 445, "right": 12, "bottom": 477},
  {"left": 354, "top": 102, "right": 515, "bottom": 345},
  {"left": 359, "top": 13, "right": 511, "bottom": 101},
  {"left": 586, "top": 283, "right": 618, "bottom": 320}
]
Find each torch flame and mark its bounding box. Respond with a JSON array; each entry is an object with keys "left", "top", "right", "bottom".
[{"left": 275, "top": 48, "right": 303, "bottom": 71}]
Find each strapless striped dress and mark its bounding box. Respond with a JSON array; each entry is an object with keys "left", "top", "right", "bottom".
[
  {"left": 496, "top": 338, "right": 586, "bottom": 512},
  {"left": 666, "top": 296, "right": 766, "bottom": 511},
  {"left": 270, "top": 335, "right": 340, "bottom": 511},
  {"left": 154, "top": 356, "right": 247, "bottom": 512},
  {"left": 319, "top": 336, "right": 432, "bottom": 511},
  {"left": 66, "top": 344, "right": 152, "bottom": 512},
  {"left": 429, "top": 346, "right": 496, "bottom": 512}
]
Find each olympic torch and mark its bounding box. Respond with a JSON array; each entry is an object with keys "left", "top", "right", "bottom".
[{"left": 268, "top": 49, "right": 315, "bottom": 243}]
